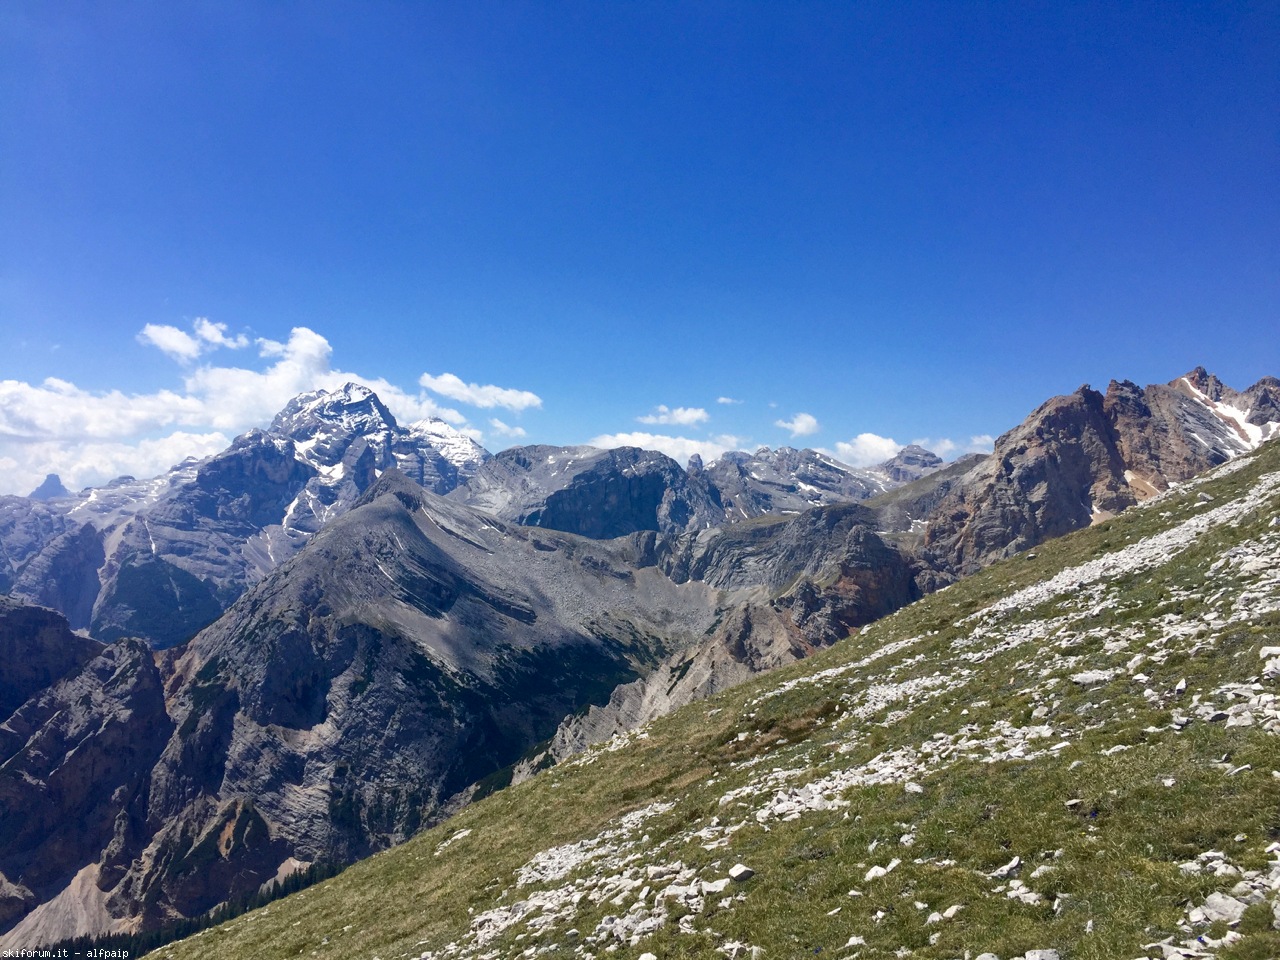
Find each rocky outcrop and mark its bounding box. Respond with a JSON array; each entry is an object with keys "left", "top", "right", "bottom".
[{"left": 924, "top": 369, "right": 1280, "bottom": 573}]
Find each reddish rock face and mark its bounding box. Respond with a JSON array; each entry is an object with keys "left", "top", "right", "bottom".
[{"left": 924, "top": 369, "right": 1280, "bottom": 574}]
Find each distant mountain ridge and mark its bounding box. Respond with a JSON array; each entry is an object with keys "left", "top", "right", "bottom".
[
  {"left": 0, "top": 384, "right": 489, "bottom": 646},
  {"left": 0, "top": 386, "right": 928, "bottom": 646},
  {"left": 1, "top": 366, "right": 1275, "bottom": 650}
]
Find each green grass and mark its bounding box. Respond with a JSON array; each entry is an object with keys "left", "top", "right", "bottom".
[{"left": 148, "top": 441, "right": 1280, "bottom": 960}]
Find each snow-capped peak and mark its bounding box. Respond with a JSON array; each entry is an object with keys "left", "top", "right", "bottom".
[
  {"left": 270, "top": 382, "right": 398, "bottom": 442},
  {"left": 407, "top": 418, "right": 489, "bottom": 470},
  {"left": 1176, "top": 371, "right": 1278, "bottom": 452}
]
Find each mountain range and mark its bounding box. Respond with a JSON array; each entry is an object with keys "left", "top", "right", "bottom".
[
  {"left": 143, "top": 410, "right": 1280, "bottom": 960},
  {"left": 0, "top": 367, "right": 1277, "bottom": 948}
]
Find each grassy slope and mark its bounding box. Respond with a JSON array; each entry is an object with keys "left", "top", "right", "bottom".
[{"left": 151, "top": 440, "right": 1280, "bottom": 960}]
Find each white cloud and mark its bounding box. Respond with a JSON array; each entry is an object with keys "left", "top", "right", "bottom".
[
  {"left": 419, "top": 372, "right": 542, "bottom": 411},
  {"left": 193, "top": 317, "right": 249, "bottom": 350},
  {"left": 0, "top": 377, "right": 206, "bottom": 441},
  {"left": 716, "top": 396, "right": 741, "bottom": 405},
  {"left": 0, "top": 324, "right": 512, "bottom": 494},
  {"left": 833, "top": 432, "right": 903, "bottom": 467},
  {"left": 137, "top": 317, "right": 250, "bottom": 363},
  {"left": 1, "top": 432, "right": 233, "bottom": 499},
  {"left": 588, "top": 431, "right": 743, "bottom": 466},
  {"left": 637, "top": 404, "right": 710, "bottom": 426},
  {"left": 180, "top": 327, "right": 467, "bottom": 430},
  {"left": 489, "top": 418, "right": 527, "bottom": 439},
  {"left": 137, "top": 324, "right": 202, "bottom": 362},
  {"left": 775, "top": 412, "right": 820, "bottom": 437}
]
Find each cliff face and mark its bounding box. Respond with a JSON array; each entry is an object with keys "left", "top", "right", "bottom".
[
  {"left": 0, "top": 596, "right": 102, "bottom": 718},
  {"left": 449, "top": 445, "right": 727, "bottom": 538},
  {"left": 924, "top": 370, "right": 1280, "bottom": 573},
  {"left": 516, "top": 503, "right": 923, "bottom": 777},
  {"left": 0, "top": 635, "right": 171, "bottom": 942}
]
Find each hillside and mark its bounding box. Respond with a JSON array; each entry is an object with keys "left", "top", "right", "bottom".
[{"left": 145, "top": 438, "right": 1280, "bottom": 959}]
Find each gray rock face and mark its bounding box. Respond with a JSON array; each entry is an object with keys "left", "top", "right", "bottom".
[
  {"left": 652, "top": 501, "right": 911, "bottom": 596},
  {"left": 7, "top": 523, "right": 104, "bottom": 629},
  {"left": 0, "top": 631, "right": 171, "bottom": 942},
  {"left": 924, "top": 369, "right": 1280, "bottom": 573},
  {"left": 704, "top": 447, "right": 890, "bottom": 521},
  {"left": 875, "top": 444, "right": 944, "bottom": 483},
  {"left": 0, "top": 497, "right": 77, "bottom": 597},
  {"left": 451, "top": 445, "right": 725, "bottom": 538},
  {"left": 0, "top": 597, "right": 102, "bottom": 718},
  {"left": 516, "top": 504, "right": 921, "bottom": 775}
]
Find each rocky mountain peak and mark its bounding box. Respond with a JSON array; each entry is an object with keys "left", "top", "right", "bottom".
[
  {"left": 0, "top": 382, "right": 497, "bottom": 649},
  {"left": 876, "top": 444, "right": 943, "bottom": 483},
  {"left": 924, "top": 368, "right": 1280, "bottom": 574},
  {"left": 404, "top": 417, "right": 489, "bottom": 472},
  {"left": 26, "top": 474, "right": 70, "bottom": 501},
  {"left": 1173, "top": 366, "right": 1230, "bottom": 403},
  {"left": 269, "top": 382, "right": 399, "bottom": 441},
  {"left": 352, "top": 466, "right": 430, "bottom": 510}
]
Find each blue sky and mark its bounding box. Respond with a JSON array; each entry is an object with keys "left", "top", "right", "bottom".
[{"left": 1, "top": 2, "right": 1277, "bottom": 494}]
